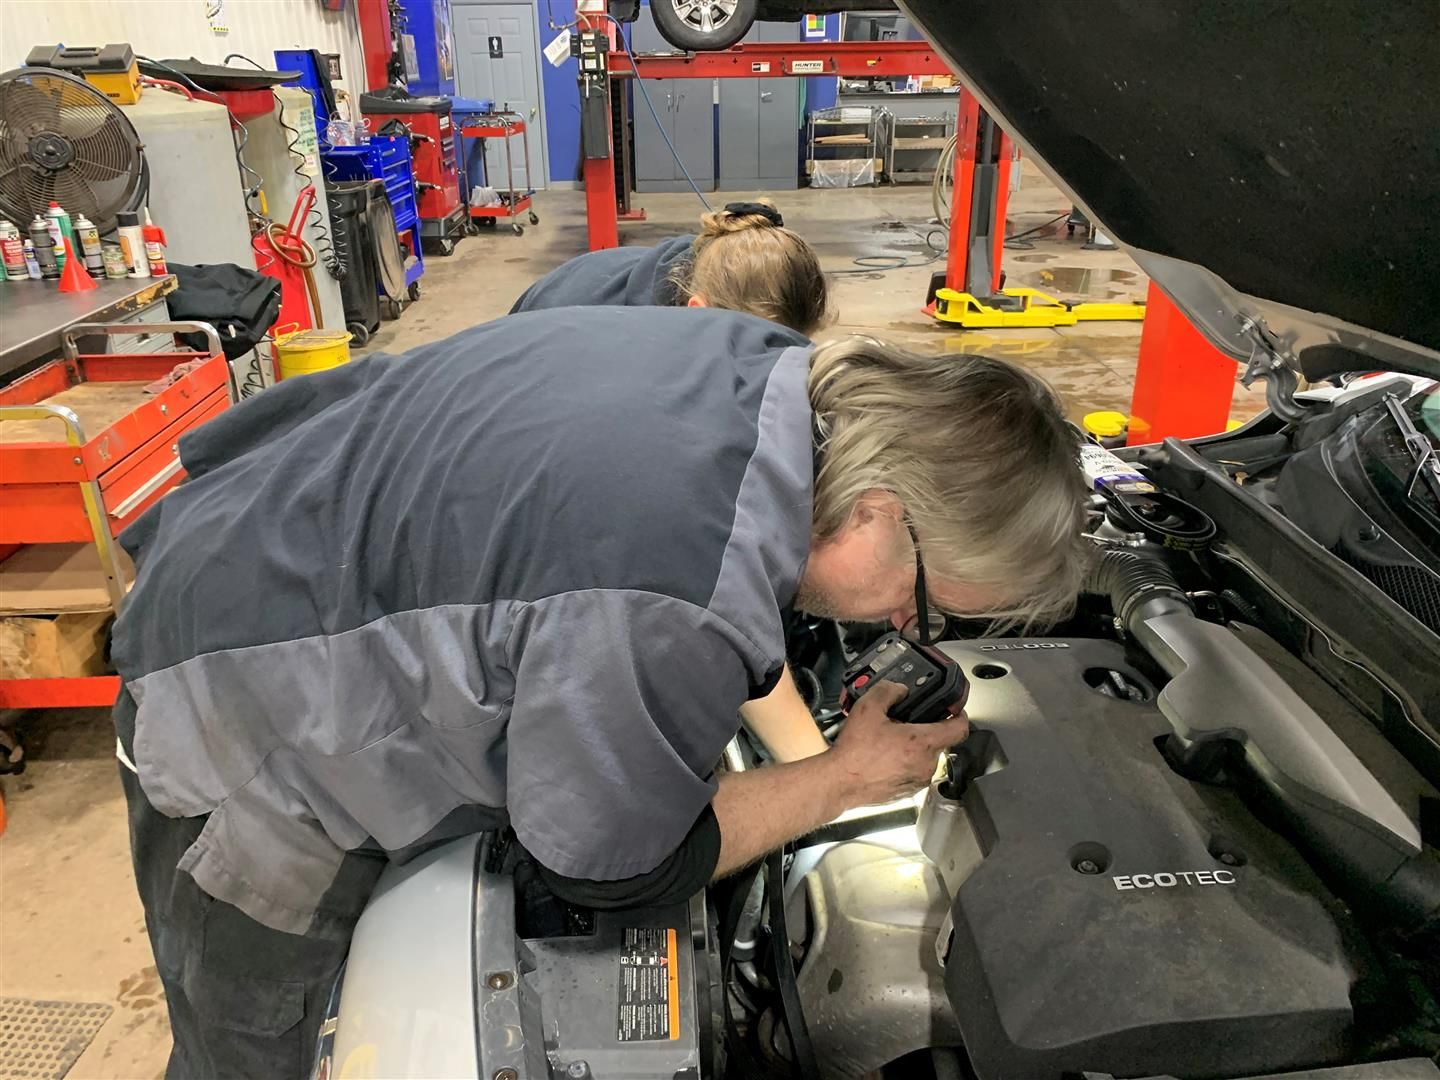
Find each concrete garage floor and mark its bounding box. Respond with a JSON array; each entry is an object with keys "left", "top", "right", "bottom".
[{"left": 0, "top": 168, "right": 1264, "bottom": 1078}]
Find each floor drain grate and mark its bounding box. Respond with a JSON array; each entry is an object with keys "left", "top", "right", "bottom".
[{"left": 0, "top": 998, "right": 113, "bottom": 1080}]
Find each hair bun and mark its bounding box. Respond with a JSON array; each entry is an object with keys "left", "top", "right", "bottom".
[{"left": 699, "top": 199, "right": 784, "bottom": 238}]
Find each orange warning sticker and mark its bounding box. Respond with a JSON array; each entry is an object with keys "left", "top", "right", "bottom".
[
  {"left": 666, "top": 927, "right": 680, "bottom": 1040},
  {"left": 618, "top": 927, "right": 681, "bottom": 1042}
]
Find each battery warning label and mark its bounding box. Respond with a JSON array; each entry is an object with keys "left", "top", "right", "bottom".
[{"left": 617, "top": 927, "right": 680, "bottom": 1042}]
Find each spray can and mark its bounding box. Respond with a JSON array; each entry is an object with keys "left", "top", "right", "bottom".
[
  {"left": 28, "top": 216, "right": 60, "bottom": 278},
  {"left": 74, "top": 214, "right": 105, "bottom": 276},
  {"left": 45, "top": 201, "right": 73, "bottom": 270},
  {"left": 116, "top": 211, "right": 149, "bottom": 278},
  {"left": 0, "top": 222, "right": 26, "bottom": 280},
  {"left": 23, "top": 239, "right": 42, "bottom": 279},
  {"left": 141, "top": 209, "right": 168, "bottom": 276}
]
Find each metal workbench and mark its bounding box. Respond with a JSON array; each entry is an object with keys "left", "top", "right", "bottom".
[{"left": 0, "top": 276, "right": 177, "bottom": 380}]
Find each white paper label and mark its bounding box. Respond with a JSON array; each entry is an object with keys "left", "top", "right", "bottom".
[
  {"left": 1079, "top": 442, "right": 1152, "bottom": 492},
  {"left": 789, "top": 59, "right": 825, "bottom": 74},
  {"left": 544, "top": 29, "right": 572, "bottom": 67},
  {"left": 751, "top": 61, "right": 771, "bottom": 73}
]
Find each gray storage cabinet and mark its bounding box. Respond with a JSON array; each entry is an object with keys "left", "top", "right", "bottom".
[
  {"left": 633, "top": 14, "right": 715, "bottom": 193},
  {"left": 717, "top": 21, "right": 800, "bottom": 191}
]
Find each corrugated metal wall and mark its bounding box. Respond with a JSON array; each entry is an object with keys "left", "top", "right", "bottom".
[{"left": 2, "top": 0, "right": 365, "bottom": 96}]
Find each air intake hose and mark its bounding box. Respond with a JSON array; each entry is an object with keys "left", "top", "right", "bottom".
[
  {"left": 1087, "top": 547, "right": 1440, "bottom": 934},
  {"left": 1085, "top": 548, "right": 1193, "bottom": 636}
]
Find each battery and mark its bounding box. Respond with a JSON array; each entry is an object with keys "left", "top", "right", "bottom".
[{"left": 525, "top": 897, "right": 714, "bottom": 1078}]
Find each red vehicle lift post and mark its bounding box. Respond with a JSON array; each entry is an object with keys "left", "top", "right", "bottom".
[
  {"left": 930, "top": 90, "right": 1012, "bottom": 306},
  {"left": 1127, "top": 282, "right": 1240, "bottom": 444}
]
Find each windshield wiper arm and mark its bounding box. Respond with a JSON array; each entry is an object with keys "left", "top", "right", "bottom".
[{"left": 1383, "top": 393, "right": 1440, "bottom": 505}]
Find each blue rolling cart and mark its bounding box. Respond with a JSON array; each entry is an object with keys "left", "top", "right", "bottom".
[{"left": 322, "top": 139, "right": 426, "bottom": 318}]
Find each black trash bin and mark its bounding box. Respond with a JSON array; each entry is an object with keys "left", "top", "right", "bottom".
[{"left": 327, "top": 180, "right": 382, "bottom": 345}]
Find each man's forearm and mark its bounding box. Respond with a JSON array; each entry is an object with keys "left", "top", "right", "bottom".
[
  {"left": 737, "top": 665, "right": 829, "bottom": 762},
  {"left": 710, "top": 752, "right": 848, "bottom": 878}
]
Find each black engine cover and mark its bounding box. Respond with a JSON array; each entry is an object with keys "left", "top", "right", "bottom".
[{"left": 936, "top": 638, "right": 1369, "bottom": 1080}]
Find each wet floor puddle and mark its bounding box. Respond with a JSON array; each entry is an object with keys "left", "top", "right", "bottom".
[{"left": 1015, "top": 266, "right": 1141, "bottom": 295}]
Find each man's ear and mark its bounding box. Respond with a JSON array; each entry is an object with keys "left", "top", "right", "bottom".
[
  {"left": 686, "top": 293, "right": 708, "bottom": 309},
  {"left": 849, "top": 489, "right": 904, "bottom": 528}
]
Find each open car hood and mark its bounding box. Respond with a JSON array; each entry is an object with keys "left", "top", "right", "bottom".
[{"left": 899, "top": 0, "right": 1440, "bottom": 384}]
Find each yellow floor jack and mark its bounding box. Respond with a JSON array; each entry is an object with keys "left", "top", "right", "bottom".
[{"left": 931, "top": 286, "right": 1146, "bottom": 329}]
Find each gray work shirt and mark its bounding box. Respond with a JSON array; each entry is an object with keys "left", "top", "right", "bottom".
[
  {"left": 509, "top": 234, "right": 695, "bottom": 313},
  {"left": 112, "top": 306, "right": 814, "bottom": 936}
]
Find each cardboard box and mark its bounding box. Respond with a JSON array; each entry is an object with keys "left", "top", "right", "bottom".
[
  {"left": 0, "top": 543, "right": 133, "bottom": 617},
  {"left": 0, "top": 611, "right": 112, "bottom": 680}
]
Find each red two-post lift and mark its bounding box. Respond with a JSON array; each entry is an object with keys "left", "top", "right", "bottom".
[
  {"left": 575, "top": 9, "right": 952, "bottom": 253},
  {"left": 571, "top": 4, "right": 1237, "bottom": 442}
]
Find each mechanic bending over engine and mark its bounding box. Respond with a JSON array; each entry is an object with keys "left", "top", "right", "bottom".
[
  {"left": 509, "top": 200, "right": 832, "bottom": 336},
  {"left": 109, "top": 306, "right": 1087, "bottom": 1078}
]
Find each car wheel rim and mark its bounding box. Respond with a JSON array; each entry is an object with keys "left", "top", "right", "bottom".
[{"left": 672, "top": 0, "right": 738, "bottom": 34}]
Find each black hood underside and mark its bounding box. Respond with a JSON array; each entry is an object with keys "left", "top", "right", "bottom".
[{"left": 901, "top": 0, "right": 1440, "bottom": 374}]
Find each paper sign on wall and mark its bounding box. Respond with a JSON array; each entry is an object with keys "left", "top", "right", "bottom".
[
  {"left": 544, "top": 30, "right": 572, "bottom": 67},
  {"left": 206, "top": 0, "right": 229, "bottom": 34},
  {"left": 804, "top": 14, "right": 826, "bottom": 39}
]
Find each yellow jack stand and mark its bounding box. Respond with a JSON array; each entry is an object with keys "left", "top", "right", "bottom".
[{"left": 932, "top": 287, "right": 1146, "bottom": 329}]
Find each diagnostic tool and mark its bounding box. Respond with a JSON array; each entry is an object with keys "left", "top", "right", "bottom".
[{"left": 841, "top": 632, "right": 969, "bottom": 724}]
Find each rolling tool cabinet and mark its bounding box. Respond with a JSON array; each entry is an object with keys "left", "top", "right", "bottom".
[{"left": 0, "top": 322, "right": 231, "bottom": 708}]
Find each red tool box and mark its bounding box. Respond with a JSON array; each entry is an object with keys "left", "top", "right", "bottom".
[
  {"left": 362, "top": 93, "right": 467, "bottom": 256},
  {"left": 0, "top": 322, "right": 233, "bottom": 709}
]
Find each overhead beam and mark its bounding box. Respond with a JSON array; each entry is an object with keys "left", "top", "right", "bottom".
[{"left": 608, "top": 40, "right": 950, "bottom": 80}]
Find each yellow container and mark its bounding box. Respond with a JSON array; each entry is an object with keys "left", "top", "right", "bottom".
[
  {"left": 273, "top": 327, "right": 352, "bottom": 380},
  {"left": 83, "top": 66, "right": 142, "bottom": 105}
]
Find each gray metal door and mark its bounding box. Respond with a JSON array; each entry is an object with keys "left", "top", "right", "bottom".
[
  {"left": 632, "top": 13, "right": 714, "bottom": 192},
  {"left": 718, "top": 21, "right": 798, "bottom": 191},
  {"left": 453, "top": 1, "right": 545, "bottom": 190}
]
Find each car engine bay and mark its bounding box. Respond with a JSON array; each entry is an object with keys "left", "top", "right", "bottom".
[
  {"left": 326, "top": 378, "right": 1440, "bottom": 1080},
  {"left": 715, "top": 375, "right": 1440, "bottom": 1080}
]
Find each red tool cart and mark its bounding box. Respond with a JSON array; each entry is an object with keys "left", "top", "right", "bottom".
[
  {"left": 0, "top": 322, "right": 232, "bottom": 709},
  {"left": 361, "top": 93, "right": 468, "bottom": 255},
  {"left": 460, "top": 112, "right": 539, "bottom": 236}
]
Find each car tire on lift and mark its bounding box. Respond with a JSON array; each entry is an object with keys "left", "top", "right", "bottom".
[
  {"left": 347, "top": 321, "right": 370, "bottom": 346},
  {"left": 649, "top": 0, "right": 756, "bottom": 51},
  {"left": 408, "top": 281, "right": 421, "bottom": 302}
]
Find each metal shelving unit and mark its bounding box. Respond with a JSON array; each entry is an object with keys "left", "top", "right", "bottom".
[
  {"left": 806, "top": 106, "right": 891, "bottom": 187},
  {"left": 888, "top": 113, "right": 956, "bottom": 183}
]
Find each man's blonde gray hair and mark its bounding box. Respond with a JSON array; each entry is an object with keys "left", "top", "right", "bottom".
[{"left": 808, "top": 337, "right": 1090, "bottom": 626}]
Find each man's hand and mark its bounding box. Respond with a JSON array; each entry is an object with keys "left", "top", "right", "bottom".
[
  {"left": 710, "top": 679, "right": 970, "bottom": 878},
  {"left": 827, "top": 681, "right": 970, "bottom": 806}
]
